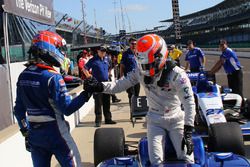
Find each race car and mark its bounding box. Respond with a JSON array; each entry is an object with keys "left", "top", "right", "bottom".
[
  {"left": 93, "top": 128, "right": 250, "bottom": 167},
  {"left": 186, "top": 71, "right": 250, "bottom": 155}
]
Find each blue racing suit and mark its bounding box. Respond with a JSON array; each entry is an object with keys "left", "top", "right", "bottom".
[{"left": 14, "top": 63, "right": 89, "bottom": 167}]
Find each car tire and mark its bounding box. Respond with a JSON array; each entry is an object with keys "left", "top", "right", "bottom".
[
  {"left": 208, "top": 122, "right": 245, "bottom": 155},
  {"left": 94, "top": 128, "right": 125, "bottom": 166}
]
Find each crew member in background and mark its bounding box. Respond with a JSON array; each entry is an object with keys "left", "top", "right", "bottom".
[
  {"left": 78, "top": 50, "right": 89, "bottom": 80},
  {"left": 184, "top": 40, "right": 206, "bottom": 72},
  {"left": 84, "top": 45, "right": 117, "bottom": 127},
  {"left": 209, "top": 39, "right": 243, "bottom": 99},
  {"left": 77, "top": 51, "right": 83, "bottom": 77},
  {"left": 117, "top": 49, "right": 123, "bottom": 78},
  {"left": 14, "top": 31, "right": 92, "bottom": 167},
  {"left": 61, "top": 55, "right": 71, "bottom": 75},
  {"left": 87, "top": 49, "right": 94, "bottom": 60},
  {"left": 169, "top": 44, "right": 182, "bottom": 67},
  {"left": 120, "top": 37, "right": 140, "bottom": 107}
]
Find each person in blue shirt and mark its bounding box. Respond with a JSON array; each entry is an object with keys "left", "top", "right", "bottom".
[
  {"left": 84, "top": 45, "right": 116, "bottom": 127},
  {"left": 14, "top": 31, "right": 92, "bottom": 167},
  {"left": 120, "top": 37, "right": 140, "bottom": 107},
  {"left": 209, "top": 39, "right": 243, "bottom": 98},
  {"left": 184, "top": 40, "right": 206, "bottom": 72}
]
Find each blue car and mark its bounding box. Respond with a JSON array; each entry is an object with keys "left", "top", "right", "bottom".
[{"left": 94, "top": 128, "right": 250, "bottom": 167}]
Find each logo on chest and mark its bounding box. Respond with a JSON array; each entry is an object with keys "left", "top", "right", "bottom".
[{"left": 160, "top": 80, "right": 172, "bottom": 91}]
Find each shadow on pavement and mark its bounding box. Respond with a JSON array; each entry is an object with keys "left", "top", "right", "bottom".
[
  {"left": 127, "top": 132, "right": 146, "bottom": 138},
  {"left": 111, "top": 102, "right": 129, "bottom": 106},
  {"left": 55, "top": 162, "right": 94, "bottom": 167},
  {"left": 76, "top": 119, "right": 133, "bottom": 127},
  {"left": 82, "top": 162, "right": 94, "bottom": 167}
]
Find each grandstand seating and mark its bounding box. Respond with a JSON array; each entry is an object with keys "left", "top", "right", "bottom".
[{"left": 160, "top": 0, "right": 250, "bottom": 46}]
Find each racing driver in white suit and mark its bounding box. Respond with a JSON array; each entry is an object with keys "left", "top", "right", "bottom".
[{"left": 84, "top": 34, "right": 196, "bottom": 165}]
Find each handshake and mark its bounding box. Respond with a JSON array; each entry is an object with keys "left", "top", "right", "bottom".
[{"left": 83, "top": 77, "right": 104, "bottom": 93}]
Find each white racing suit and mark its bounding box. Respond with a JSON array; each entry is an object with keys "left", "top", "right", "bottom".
[{"left": 102, "top": 66, "right": 196, "bottom": 165}]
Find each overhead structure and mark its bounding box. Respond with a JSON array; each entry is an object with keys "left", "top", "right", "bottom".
[
  {"left": 113, "top": 0, "right": 118, "bottom": 34},
  {"left": 119, "top": 0, "right": 126, "bottom": 31},
  {"left": 171, "top": 0, "right": 181, "bottom": 44},
  {"left": 80, "top": 0, "right": 87, "bottom": 44}
]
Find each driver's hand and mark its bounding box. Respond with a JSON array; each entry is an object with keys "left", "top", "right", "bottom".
[
  {"left": 181, "top": 125, "right": 194, "bottom": 155},
  {"left": 83, "top": 77, "right": 104, "bottom": 93}
]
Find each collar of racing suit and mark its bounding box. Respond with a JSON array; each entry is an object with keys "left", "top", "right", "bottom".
[
  {"left": 144, "top": 61, "right": 176, "bottom": 86},
  {"left": 35, "top": 63, "right": 58, "bottom": 72},
  {"left": 157, "top": 61, "right": 176, "bottom": 87}
]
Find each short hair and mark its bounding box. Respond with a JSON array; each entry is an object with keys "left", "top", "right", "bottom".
[
  {"left": 129, "top": 37, "right": 137, "bottom": 43},
  {"left": 187, "top": 40, "right": 194, "bottom": 45},
  {"left": 219, "top": 39, "right": 227, "bottom": 45}
]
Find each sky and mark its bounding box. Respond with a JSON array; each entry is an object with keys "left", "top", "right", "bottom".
[{"left": 53, "top": 0, "right": 224, "bottom": 34}]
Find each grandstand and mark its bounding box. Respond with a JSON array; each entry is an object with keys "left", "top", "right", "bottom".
[{"left": 160, "top": 0, "right": 250, "bottom": 47}]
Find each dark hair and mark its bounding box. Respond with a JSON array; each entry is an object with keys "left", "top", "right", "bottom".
[
  {"left": 129, "top": 37, "right": 137, "bottom": 43},
  {"left": 187, "top": 40, "right": 194, "bottom": 45},
  {"left": 219, "top": 39, "right": 227, "bottom": 45}
]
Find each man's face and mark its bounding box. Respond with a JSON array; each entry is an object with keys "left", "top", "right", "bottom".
[
  {"left": 82, "top": 53, "right": 87, "bottom": 57},
  {"left": 187, "top": 43, "right": 194, "bottom": 50},
  {"left": 130, "top": 40, "right": 137, "bottom": 50},
  {"left": 97, "top": 49, "right": 106, "bottom": 58},
  {"left": 219, "top": 43, "right": 226, "bottom": 51}
]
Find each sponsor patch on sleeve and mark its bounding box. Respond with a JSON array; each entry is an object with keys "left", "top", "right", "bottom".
[
  {"left": 179, "top": 77, "right": 187, "bottom": 85},
  {"left": 59, "top": 79, "right": 66, "bottom": 86},
  {"left": 183, "top": 87, "right": 192, "bottom": 99}
]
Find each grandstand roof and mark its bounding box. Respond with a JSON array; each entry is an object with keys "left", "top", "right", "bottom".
[{"left": 161, "top": 0, "right": 249, "bottom": 22}]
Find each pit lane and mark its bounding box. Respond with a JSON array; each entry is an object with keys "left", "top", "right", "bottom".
[{"left": 51, "top": 53, "right": 250, "bottom": 166}]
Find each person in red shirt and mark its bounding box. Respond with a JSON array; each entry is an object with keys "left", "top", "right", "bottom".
[{"left": 78, "top": 50, "right": 89, "bottom": 79}]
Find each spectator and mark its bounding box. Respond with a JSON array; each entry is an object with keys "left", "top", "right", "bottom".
[
  {"left": 184, "top": 40, "right": 206, "bottom": 72},
  {"left": 77, "top": 51, "right": 83, "bottom": 77},
  {"left": 209, "top": 39, "right": 243, "bottom": 98},
  {"left": 69, "top": 60, "right": 74, "bottom": 75},
  {"left": 61, "top": 55, "right": 71, "bottom": 75},
  {"left": 169, "top": 44, "right": 182, "bottom": 67},
  {"left": 78, "top": 50, "right": 89, "bottom": 79},
  {"left": 87, "top": 49, "right": 94, "bottom": 60},
  {"left": 13, "top": 31, "right": 92, "bottom": 167},
  {"left": 116, "top": 49, "right": 123, "bottom": 79},
  {"left": 120, "top": 37, "right": 140, "bottom": 107},
  {"left": 84, "top": 45, "right": 116, "bottom": 127}
]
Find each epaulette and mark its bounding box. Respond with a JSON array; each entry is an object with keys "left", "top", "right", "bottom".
[{"left": 48, "top": 69, "right": 59, "bottom": 74}]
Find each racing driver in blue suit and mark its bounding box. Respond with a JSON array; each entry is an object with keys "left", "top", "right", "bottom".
[{"left": 14, "top": 31, "right": 91, "bottom": 167}]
